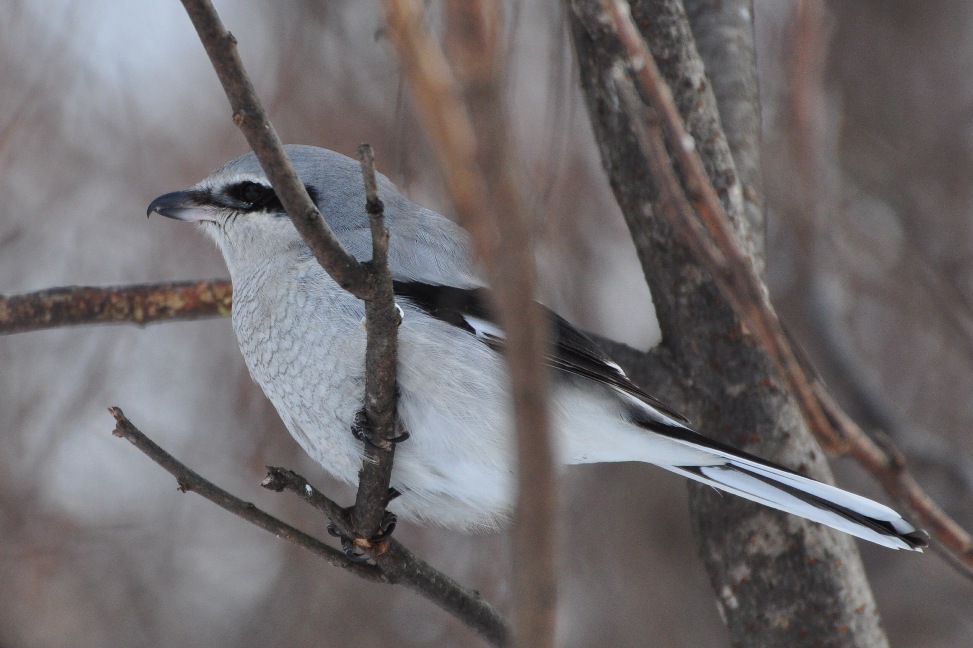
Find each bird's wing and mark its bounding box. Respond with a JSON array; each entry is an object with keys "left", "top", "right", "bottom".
[
  {"left": 392, "top": 281, "right": 927, "bottom": 551},
  {"left": 391, "top": 281, "right": 689, "bottom": 424}
]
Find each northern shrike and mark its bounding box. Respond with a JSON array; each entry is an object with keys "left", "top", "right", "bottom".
[{"left": 148, "top": 145, "right": 925, "bottom": 551}]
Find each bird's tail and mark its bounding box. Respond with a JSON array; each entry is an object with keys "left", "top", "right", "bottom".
[
  {"left": 663, "top": 453, "right": 926, "bottom": 550},
  {"left": 643, "top": 423, "right": 927, "bottom": 551}
]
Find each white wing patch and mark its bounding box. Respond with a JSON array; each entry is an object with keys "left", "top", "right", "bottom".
[{"left": 464, "top": 315, "right": 506, "bottom": 344}]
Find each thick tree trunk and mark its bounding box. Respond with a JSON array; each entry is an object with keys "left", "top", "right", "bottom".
[{"left": 565, "top": 2, "right": 891, "bottom": 646}]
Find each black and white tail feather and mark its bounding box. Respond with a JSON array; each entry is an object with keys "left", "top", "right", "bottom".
[
  {"left": 395, "top": 280, "right": 927, "bottom": 552},
  {"left": 655, "top": 425, "right": 926, "bottom": 550}
]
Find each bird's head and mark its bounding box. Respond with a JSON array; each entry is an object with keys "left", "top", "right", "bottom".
[{"left": 147, "top": 145, "right": 374, "bottom": 273}]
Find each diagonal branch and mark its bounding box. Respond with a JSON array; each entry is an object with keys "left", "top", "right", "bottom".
[
  {"left": 178, "top": 0, "right": 370, "bottom": 297},
  {"left": 264, "top": 467, "right": 511, "bottom": 646},
  {"left": 108, "top": 407, "right": 385, "bottom": 581},
  {"left": 571, "top": 3, "right": 901, "bottom": 644},
  {"left": 178, "top": 0, "right": 405, "bottom": 560},
  {"left": 602, "top": 0, "right": 973, "bottom": 573},
  {"left": 111, "top": 409, "right": 510, "bottom": 645},
  {"left": 603, "top": 0, "right": 836, "bottom": 449}
]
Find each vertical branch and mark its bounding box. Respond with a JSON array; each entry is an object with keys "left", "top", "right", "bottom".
[
  {"left": 354, "top": 144, "right": 401, "bottom": 540},
  {"left": 567, "top": 1, "right": 893, "bottom": 646},
  {"left": 383, "top": 2, "right": 557, "bottom": 646},
  {"left": 177, "top": 0, "right": 403, "bottom": 545},
  {"left": 682, "top": 0, "right": 765, "bottom": 255},
  {"left": 442, "top": 4, "right": 558, "bottom": 647},
  {"left": 603, "top": 0, "right": 839, "bottom": 452}
]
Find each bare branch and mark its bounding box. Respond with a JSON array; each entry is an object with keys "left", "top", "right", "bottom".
[
  {"left": 384, "top": 2, "right": 557, "bottom": 646},
  {"left": 379, "top": 0, "right": 495, "bottom": 263},
  {"left": 604, "top": 0, "right": 838, "bottom": 449},
  {"left": 178, "top": 0, "right": 413, "bottom": 612},
  {"left": 569, "top": 2, "right": 895, "bottom": 645},
  {"left": 110, "top": 411, "right": 509, "bottom": 645},
  {"left": 108, "top": 407, "right": 385, "bottom": 581},
  {"left": 177, "top": 0, "right": 371, "bottom": 297},
  {"left": 629, "top": 0, "right": 750, "bottom": 242},
  {"left": 682, "top": 0, "right": 765, "bottom": 252},
  {"left": 0, "top": 281, "right": 232, "bottom": 335},
  {"left": 353, "top": 144, "right": 401, "bottom": 541},
  {"left": 603, "top": 0, "right": 973, "bottom": 574},
  {"left": 264, "top": 468, "right": 512, "bottom": 646}
]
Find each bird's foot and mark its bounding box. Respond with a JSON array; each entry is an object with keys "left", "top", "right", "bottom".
[
  {"left": 327, "top": 503, "right": 398, "bottom": 562},
  {"left": 351, "top": 407, "right": 410, "bottom": 449}
]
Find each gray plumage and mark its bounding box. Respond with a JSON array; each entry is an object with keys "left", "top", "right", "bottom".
[{"left": 148, "top": 145, "right": 926, "bottom": 550}]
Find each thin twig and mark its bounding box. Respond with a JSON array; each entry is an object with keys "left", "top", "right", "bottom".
[
  {"left": 0, "top": 281, "right": 232, "bottom": 335},
  {"left": 354, "top": 144, "right": 401, "bottom": 541},
  {"left": 178, "top": 0, "right": 371, "bottom": 297},
  {"left": 380, "top": 0, "right": 496, "bottom": 263},
  {"left": 385, "top": 2, "right": 557, "bottom": 646},
  {"left": 108, "top": 407, "right": 385, "bottom": 581},
  {"left": 604, "top": 0, "right": 973, "bottom": 570},
  {"left": 813, "top": 385, "right": 973, "bottom": 571}
]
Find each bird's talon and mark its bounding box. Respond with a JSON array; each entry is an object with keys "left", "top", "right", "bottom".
[
  {"left": 328, "top": 507, "right": 396, "bottom": 561},
  {"left": 351, "top": 408, "right": 370, "bottom": 444},
  {"left": 373, "top": 511, "right": 397, "bottom": 541},
  {"left": 340, "top": 536, "right": 371, "bottom": 562},
  {"left": 326, "top": 520, "right": 342, "bottom": 538},
  {"left": 351, "top": 407, "right": 408, "bottom": 449}
]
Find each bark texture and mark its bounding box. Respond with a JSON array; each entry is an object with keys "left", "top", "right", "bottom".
[
  {"left": 684, "top": 0, "right": 765, "bottom": 261},
  {"left": 566, "top": 2, "right": 890, "bottom": 646}
]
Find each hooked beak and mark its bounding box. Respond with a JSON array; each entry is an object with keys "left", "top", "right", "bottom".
[{"left": 146, "top": 190, "right": 214, "bottom": 222}]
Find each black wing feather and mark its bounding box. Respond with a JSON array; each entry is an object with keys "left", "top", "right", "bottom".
[{"left": 393, "top": 281, "right": 689, "bottom": 424}]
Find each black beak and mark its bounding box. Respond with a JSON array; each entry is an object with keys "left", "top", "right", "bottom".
[{"left": 147, "top": 190, "right": 205, "bottom": 221}]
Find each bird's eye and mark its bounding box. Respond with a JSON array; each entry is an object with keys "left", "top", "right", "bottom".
[
  {"left": 241, "top": 183, "right": 265, "bottom": 204},
  {"left": 226, "top": 181, "right": 278, "bottom": 210},
  {"left": 234, "top": 182, "right": 269, "bottom": 205}
]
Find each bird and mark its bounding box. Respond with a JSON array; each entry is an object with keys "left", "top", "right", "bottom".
[{"left": 148, "top": 144, "right": 926, "bottom": 551}]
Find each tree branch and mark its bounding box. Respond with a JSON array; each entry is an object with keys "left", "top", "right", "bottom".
[
  {"left": 178, "top": 0, "right": 371, "bottom": 297},
  {"left": 353, "top": 144, "right": 401, "bottom": 542},
  {"left": 383, "top": 2, "right": 557, "bottom": 646},
  {"left": 264, "top": 468, "right": 511, "bottom": 646},
  {"left": 604, "top": 0, "right": 973, "bottom": 572},
  {"left": 0, "top": 280, "right": 232, "bottom": 335},
  {"left": 108, "top": 407, "right": 385, "bottom": 581},
  {"left": 682, "top": 0, "right": 765, "bottom": 256},
  {"left": 603, "top": 0, "right": 837, "bottom": 449},
  {"left": 569, "top": 2, "right": 893, "bottom": 645},
  {"left": 631, "top": 0, "right": 750, "bottom": 239},
  {"left": 179, "top": 0, "right": 409, "bottom": 566},
  {"left": 110, "top": 409, "right": 509, "bottom": 645}
]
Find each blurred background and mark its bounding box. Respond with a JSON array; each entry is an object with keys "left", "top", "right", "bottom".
[{"left": 1, "top": 0, "right": 971, "bottom": 645}]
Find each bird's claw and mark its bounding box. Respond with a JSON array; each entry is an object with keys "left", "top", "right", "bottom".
[
  {"left": 327, "top": 507, "right": 398, "bottom": 562},
  {"left": 351, "top": 407, "right": 409, "bottom": 449}
]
